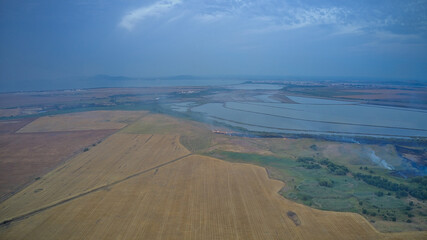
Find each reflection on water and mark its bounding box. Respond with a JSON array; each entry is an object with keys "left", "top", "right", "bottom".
[
  {"left": 168, "top": 102, "right": 195, "bottom": 112},
  {"left": 189, "top": 95, "right": 427, "bottom": 138},
  {"left": 254, "top": 94, "right": 281, "bottom": 103},
  {"left": 287, "top": 96, "right": 355, "bottom": 105},
  {"left": 226, "top": 84, "right": 284, "bottom": 90}
]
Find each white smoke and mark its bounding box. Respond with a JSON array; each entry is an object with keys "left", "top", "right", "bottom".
[{"left": 368, "top": 149, "right": 394, "bottom": 170}]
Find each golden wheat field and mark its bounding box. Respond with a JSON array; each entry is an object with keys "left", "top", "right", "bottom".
[
  {"left": 17, "top": 111, "right": 146, "bottom": 133},
  {"left": 0, "top": 129, "right": 116, "bottom": 199},
  {"left": 0, "top": 133, "right": 190, "bottom": 222},
  {"left": 0, "top": 113, "right": 426, "bottom": 239}
]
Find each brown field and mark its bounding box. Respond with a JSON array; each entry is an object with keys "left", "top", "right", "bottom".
[
  {"left": 0, "top": 109, "right": 22, "bottom": 118},
  {"left": 0, "top": 111, "right": 149, "bottom": 200},
  {"left": 0, "top": 118, "right": 35, "bottom": 134},
  {"left": 0, "top": 112, "right": 426, "bottom": 239},
  {"left": 0, "top": 133, "right": 190, "bottom": 221},
  {"left": 282, "top": 84, "right": 427, "bottom": 109},
  {"left": 336, "top": 89, "right": 427, "bottom": 101},
  {"left": 0, "top": 87, "right": 206, "bottom": 109},
  {"left": 17, "top": 110, "right": 146, "bottom": 133},
  {"left": 0, "top": 130, "right": 116, "bottom": 201}
]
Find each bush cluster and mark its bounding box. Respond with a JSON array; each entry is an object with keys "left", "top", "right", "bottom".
[
  {"left": 319, "top": 159, "right": 349, "bottom": 175},
  {"left": 354, "top": 173, "right": 427, "bottom": 200}
]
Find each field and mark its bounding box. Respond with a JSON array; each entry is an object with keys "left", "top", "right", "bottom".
[
  {"left": 279, "top": 82, "right": 427, "bottom": 110},
  {"left": 3, "top": 154, "right": 425, "bottom": 240},
  {"left": 0, "top": 133, "right": 190, "bottom": 222},
  {"left": 0, "top": 87, "right": 206, "bottom": 118},
  {"left": 336, "top": 89, "right": 427, "bottom": 101},
  {"left": 129, "top": 114, "right": 427, "bottom": 232},
  {"left": 0, "top": 129, "right": 115, "bottom": 200},
  {"left": 18, "top": 110, "right": 146, "bottom": 133},
  {"left": 0, "top": 111, "right": 147, "bottom": 201},
  {"left": 0, "top": 113, "right": 426, "bottom": 239},
  {"left": 0, "top": 88, "right": 184, "bottom": 109}
]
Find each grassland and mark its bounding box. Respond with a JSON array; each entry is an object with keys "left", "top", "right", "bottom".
[
  {"left": 150, "top": 112, "right": 427, "bottom": 232},
  {"left": 0, "top": 112, "right": 426, "bottom": 239},
  {"left": 203, "top": 146, "right": 427, "bottom": 232},
  {"left": 136, "top": 114, "right": 427, "bottom": 232}
]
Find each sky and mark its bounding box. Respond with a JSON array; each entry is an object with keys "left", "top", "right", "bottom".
[{"left": 0, "top": 0, "right": 426, "bottom": 88}]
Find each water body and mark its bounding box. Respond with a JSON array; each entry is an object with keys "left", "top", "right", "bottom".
[
  {"left": 254, "top": 94, "right": 281, "bottom": 103},
  {"left": 190, "top": 95, "right": 427, "bottom": 138},
  {"left": 227, "top": 84, "right": 284, "bottom": 90},
  {"left": 1, "top": 78, "right": 245, "bottom": 93},
  {"left": 287, "top": 96, "right": 355, "bottom": 105},
  {"left": 168, "top": 102, "right": 195, "bottom": 112}
]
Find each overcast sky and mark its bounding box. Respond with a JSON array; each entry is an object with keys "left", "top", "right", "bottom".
[{"left": 0, "top": 0, "right": 426, "bottom": 84}]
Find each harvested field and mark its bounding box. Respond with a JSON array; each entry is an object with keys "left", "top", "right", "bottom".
[
  {"left": 17, "top": 110, "right": 146, "bottom": 133},
  {"left": 0, "top": 110, "right": 147, "bottom": 200},
  {"left": 0, "top": 118, "right": 34, "bottom": 134},
  {"left": 0, "top": 133, "right": 190, "bottom": 220},
  {"left": 123, "top": 113, "right": 214, "bottom": 153},
  {"left": 0, "top": 108, "right": 22, "bottom": 118},
  {"left": 0, "top": 154, "right": 425, "bottom": 239},
  {"left": 0, "top": 87, "right": 206, "bottom": 109},
  {"left": 0, "top": 129, "right": 425, "bottom": 239},
  {"left": 0, "top": 129, "right": 116, "bottom": 200}
]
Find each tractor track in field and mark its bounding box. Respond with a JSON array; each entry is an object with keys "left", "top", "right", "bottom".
[{"left": 0, "top": 153, "right": 193, "bottom": 227}]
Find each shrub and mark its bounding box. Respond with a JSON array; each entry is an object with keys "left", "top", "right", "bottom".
[
  {"left": 301, "top": 163, "right": 321, "bottom": 169},
  {"left": 375, "top": 191, "right": 384, "bottom": 197},
  {"left": 319, "top": 159, "right": 348, "bottom": 175},
  {"left": 319, "top": 179, "right": 334, "bottom": 188},
  {"left": 297, "top": 157, "right": 316, "bottom": 163}
]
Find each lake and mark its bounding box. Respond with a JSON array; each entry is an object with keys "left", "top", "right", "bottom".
[{"left": 190, "top": 95, "right": 427, "bottom": 138}]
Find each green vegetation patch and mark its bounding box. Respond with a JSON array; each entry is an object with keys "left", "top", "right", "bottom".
[
  {"left": 122, "top": 117, "right": 179, "bottom": 134},
  {"left": 180, "top": 134, "right": 212, "bottom": 153},
  {"left": 354, "top": 173, "right": 427, "bottom": 200},
  {"left": 206, "top": 150, "right": 298, "bottom": 168},
  {"left": 204, "top": 150, "right": 425, "bottom": 228}
]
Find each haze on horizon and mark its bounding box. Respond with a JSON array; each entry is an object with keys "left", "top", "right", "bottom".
[{"left": 1, "top": 0, "right": 427, "bottom": 90}]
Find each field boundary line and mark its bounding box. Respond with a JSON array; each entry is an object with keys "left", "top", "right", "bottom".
[
  {"left": 0, "top": 129, "right": 120, "bottom": 204},
  {"left": 0, "top": 153, "right": 192, "bottom": 227}
]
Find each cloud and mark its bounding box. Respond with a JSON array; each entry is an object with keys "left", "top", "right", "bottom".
[
  {"left": 332, "top": 24, "right": 365, "bottom": 35},
  {"left": 119, "top": 0, "right": 182, "bottom": 31},
  {"left": 246, "top": 7, "right": 349, "bottom": 34},
  {"left": 291, "top": 7, "right": 347, "bottom": 26},
  {"left": 195, "top": 12, "right": 227, "bottom": 23}
]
